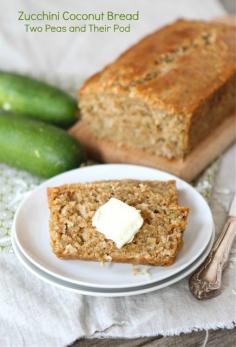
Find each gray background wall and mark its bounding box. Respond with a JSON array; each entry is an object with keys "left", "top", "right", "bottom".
[{"left": 221, "top": 0, "right": 236, "bottom": 13}]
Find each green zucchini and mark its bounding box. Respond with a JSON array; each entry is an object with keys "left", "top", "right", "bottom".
[
  {"left": 0, "top": 115, "right": 85, "bottom": 177},
  {"left": 0, "top": 71, "right": 77, "bottom": 127}
]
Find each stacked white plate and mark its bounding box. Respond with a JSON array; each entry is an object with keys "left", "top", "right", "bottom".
[{"left": 12, "top": 164, "right": 215, "bottom": 297}]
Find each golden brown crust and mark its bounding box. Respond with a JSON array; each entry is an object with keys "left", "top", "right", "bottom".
[
  {"left": 80, "top": 19, "right": 235, "bottom": 114},
  {"left": 47, "top": 180, "right": 189, "bottom": 266},
  {"left": 51, "top": 254, "right": 176, "bottom": 266},
  {"left": 78, "top": 19, "right": 236, "bottom": 159}
]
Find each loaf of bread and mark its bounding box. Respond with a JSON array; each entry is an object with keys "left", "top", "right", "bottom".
[
  {"left": 79, "top": 19, "right": 236, "bottom": 159},
  {"left": 47, "top": 180, "right": 189, "bottom": 266}
]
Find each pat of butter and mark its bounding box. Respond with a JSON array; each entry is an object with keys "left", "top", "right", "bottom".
[{"left": 92, "top": 197, "right": 143, "bottom": 249}]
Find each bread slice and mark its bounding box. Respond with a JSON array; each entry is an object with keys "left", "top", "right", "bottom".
[
  {"left": 92, "top": 179, "right": 179, "bottom": 205},
  {"left": 79, "top": 19, "right": 236, "bottom": 159},
  {"left": 47, "top": 180, "right": 189, "bottom": 266}
]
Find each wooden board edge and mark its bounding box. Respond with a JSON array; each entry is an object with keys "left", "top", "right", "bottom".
[{"left": 69, "top": 113, "right": 236, "bottom": 182}]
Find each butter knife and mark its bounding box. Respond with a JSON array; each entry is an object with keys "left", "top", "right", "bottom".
[{"left": 189, "top": 194, "right": 236, "bottom": 300}]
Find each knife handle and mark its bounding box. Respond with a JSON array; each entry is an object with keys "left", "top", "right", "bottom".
[{"left": 189, "top": 216, "right": 236, "bottom": 300}]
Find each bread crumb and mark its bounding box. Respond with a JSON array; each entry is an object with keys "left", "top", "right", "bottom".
[{"left": 132, "top": 265, "right": 152, "bottom": 277}]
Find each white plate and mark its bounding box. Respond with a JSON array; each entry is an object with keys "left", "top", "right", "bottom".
[
  {"left": 12, "top": 231, "right": 215, "bottom": 297},
  {"left": 13, "top": 164, "right": 214, "bottom": 289}
]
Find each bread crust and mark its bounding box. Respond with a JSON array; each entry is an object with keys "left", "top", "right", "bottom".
[
  {"left": 80, "top": 19, "right": 235, "bottom": 114},
  {"left": 78, "top": 19, "right": 236, "bottom": 159}
]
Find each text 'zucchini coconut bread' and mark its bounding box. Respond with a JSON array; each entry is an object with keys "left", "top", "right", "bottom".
[
  {"left": 78, "top": 19, "right": 236, "bottom": 160},
  {"left": 47, "top": 180, "right": 189, "bottom": 266}
]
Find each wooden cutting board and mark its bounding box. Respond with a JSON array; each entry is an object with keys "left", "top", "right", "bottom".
[{"left": 69, "top": 16, "right": 236, "bottom": 182}]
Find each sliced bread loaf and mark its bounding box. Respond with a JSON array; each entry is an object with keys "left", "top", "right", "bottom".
[{"left": 47, "top": 180, "right": 188, "bottom": 266}]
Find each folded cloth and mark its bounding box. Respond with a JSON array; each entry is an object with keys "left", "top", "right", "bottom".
[{"left": 1, "top": 1, "right": 236, "bottom": 346}]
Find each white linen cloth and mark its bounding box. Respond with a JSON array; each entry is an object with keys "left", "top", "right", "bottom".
[{"left": 1, "top": 1, "right": 236, "bottom": 346}]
